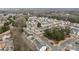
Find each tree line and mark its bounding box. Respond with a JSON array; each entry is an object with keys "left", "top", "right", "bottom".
[{"left": 48, "top": 13, "right": 79, "bottom": 23}]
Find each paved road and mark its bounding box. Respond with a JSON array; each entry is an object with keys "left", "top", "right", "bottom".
[
  {"left": 23, "top": 28, "right": 56, "bottom": 50},
  {"left": 23, "top": 28, "right": 79, "bottom": 51}
]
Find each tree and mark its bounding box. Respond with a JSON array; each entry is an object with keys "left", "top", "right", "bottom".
[
  {"left": 43, "top": 27, "right": 70, "bottom": 41},
  {"left": 52, "top": 28, "right": 65, "bottom": 41},
  {"left": 13, "top": 16, "right": 16, "bottom": 20},
  {"left": 2, "top": 25, "right": 10, "bottom": 32},
  {"left": 64, "top": 27, "right": 70, "bottom": 36},
  {"left": 0, "top": 27, "right": 3, "bottom": 34},
  {"left": 4, "top": 22, "right": 10, "bottom": 26},
  {"left": 3, "top": 14, "right": 7, "bottom": 16},
  {"left": 44, "top": 29, "right": 53, "bottom": 39},
  {"left": 0, "top": 25, "right": 10, "bottom": 34},
  {"left": 37, "top": 22, "right": 41, "bottom": 27}
]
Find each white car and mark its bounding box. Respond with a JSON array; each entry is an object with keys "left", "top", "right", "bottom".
[{"left": 39, "top": 46, "right": 47, "bottom": 51}]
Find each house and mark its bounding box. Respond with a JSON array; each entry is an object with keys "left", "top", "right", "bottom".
[{"left": 70, "top": 26, "right": 79, "bottom": 35}]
